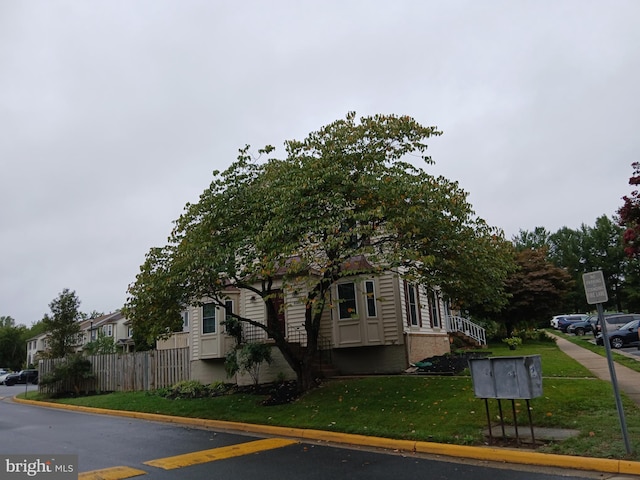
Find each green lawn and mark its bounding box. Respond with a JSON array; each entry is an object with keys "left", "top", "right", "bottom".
[{"left": 21, "top": 340, "right": 640, "bottom": 460}]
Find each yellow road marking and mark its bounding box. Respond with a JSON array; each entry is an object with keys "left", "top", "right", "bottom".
[
  {"left": 78, "top": 465, "right": 147, "bottom": 480},
  {"left": 144, "top": 438, "right": 298, "bottom": 470}
]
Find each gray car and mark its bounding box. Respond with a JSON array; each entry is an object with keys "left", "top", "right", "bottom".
[{"left": 594, "top": 313, "right": 640, "bottom": 336}]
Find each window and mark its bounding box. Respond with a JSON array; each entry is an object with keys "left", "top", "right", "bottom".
[
  {"left": 225, "top": 299, "right": 234, "bottom": 318},
  {"left": 429, "top": 290, "right": 441, "bottom": 328},
  {"left": 202, "top": 303, "right": 216, "bottom": 334},
  {"left": 223, "top": 299, "right": 234, "bottom": 334},
  {"left": 107, "top": 324, "right": 113, "bottom": 337},
  {"left": 365, "top": 280, "right": 377, "bottom": 317},
  {"left": 182, "top": 311, "right": 189, "bottom": 329},
  {"left": 405, "top": 282, "right": 421, "bottom": 327},
  {"left": 127, "top": 326, "right": 133, "bottom": 338},
  {"left": 338, "top": 282, "right": 358, "bottom": 320}
]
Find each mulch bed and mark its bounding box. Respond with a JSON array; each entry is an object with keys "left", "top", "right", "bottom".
[
  {"left": 410, "top": 351, "right": 491, "bottom": 375},
  {"left": 234, "top": 380, "right": 301, "bottom": 406}
]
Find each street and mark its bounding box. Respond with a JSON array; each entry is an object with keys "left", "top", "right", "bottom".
[{"left": 0, "top": 385, "right": 629, "bottom": 480}]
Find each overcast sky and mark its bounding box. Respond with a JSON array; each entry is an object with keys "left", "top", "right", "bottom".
[{"left": 2, "top": 1, "right": 639, "bottom": 326}]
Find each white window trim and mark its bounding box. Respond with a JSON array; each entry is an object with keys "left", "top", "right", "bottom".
[
  {"left": 365, "top": 279, "right": 377, "bottom": 318},
  {"left": 407, "top": 283, "right": 420, "bottom": 327},
  {"left": 202, "top": 303, "right": 217, "bottom": 334},
  {"left": 337, "top": 282, "right": 358, "bottom": 320}
]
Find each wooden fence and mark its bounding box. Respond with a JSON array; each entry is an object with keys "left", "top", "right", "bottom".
[{"left": 39, "top": 348, "right": 190, "bottom": 394}]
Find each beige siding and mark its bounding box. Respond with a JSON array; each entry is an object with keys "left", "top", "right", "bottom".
[
  {"left": 241, "top": 289, "right": 268, "bottom": 341},
  {"left": 284, "top": 288, "right": 307, "bottom": 344},
  {"left": 419, "top": 284, "right": 432, "bottom": 327},
  {"left": 190, "top": 304, "right": 200, "bottom": 360},
  {"left": 236, "top": 346, "right": 296, "bottom": 386},
  {"left": 378, "top": 272, "right": 403, "bottom": 344},
  {"left": 318, "top": 305, "right": 333, "bottom": 348},
  {"left": 399, "top": 280, "right": 442, "bottom": 333},
  {"left": 157, "top": 332, "right": 190, "bottom": 350}
]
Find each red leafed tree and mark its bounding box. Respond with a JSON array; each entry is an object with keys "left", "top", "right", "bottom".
[{"left": 618, "top": 162, "right": 640, "bottom": 258}]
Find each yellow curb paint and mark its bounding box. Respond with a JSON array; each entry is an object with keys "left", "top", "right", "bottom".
[
  {"left": 299, "top": 429, "right": 417, "bottom": 452},
  {"left": 78, "top": 465, "right": 147, "bottom": 480},
  {"left": 143, "top": 438, "right": 298, "bottom": 470},
  {"left": 413, "top": 441, "right": 623, "bottom": 474},
  {"left": 14, "top": 396, "right": 640, "bottom": 476},
  {"left": 620, "top": 459, "right": 640, "bottom": 476}
]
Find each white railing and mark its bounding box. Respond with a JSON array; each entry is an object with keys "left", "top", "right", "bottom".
[{"left": 445, "top": 315, "right": 487, "bottom": 346}]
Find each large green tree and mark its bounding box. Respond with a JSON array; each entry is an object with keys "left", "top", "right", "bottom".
[
  {"left": 42, "top": 289, "right": 82, "bottom": 358},
  {"left": 0, "top": 321, "right": 28, "bottom": 370},
  {"left": 515, "top": 218, "right": 629, "bottom": 314},
  {"left": 581, "top": 216, "right": 627, "bottom": 311},
  {"left": 124, "top": 113, "right": 515, "bottom": 392},
  {"left": 546, "top": 226, "right": 586, "bottom": 312},
  {"left": 0, "top": 316, "right": 15, "bottom": 328},
  {"left": 512, "top": 227, "right": 551, "bottom": 251}
]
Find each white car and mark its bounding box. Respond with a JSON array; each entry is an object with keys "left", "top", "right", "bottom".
[
  {"left": 0, "top": 372, "right": 11, "bottom": 385},
  {"left": 550, "top": 315, "right": 564, "bottom": 329}
]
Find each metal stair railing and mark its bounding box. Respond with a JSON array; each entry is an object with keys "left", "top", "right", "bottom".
[{"left": 445, "top": 315, "right": 487, "bottom": 346}]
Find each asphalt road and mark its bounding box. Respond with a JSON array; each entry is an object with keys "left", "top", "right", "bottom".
[{"left": 0, "top": 385, "right": 626, "bottom": 480}]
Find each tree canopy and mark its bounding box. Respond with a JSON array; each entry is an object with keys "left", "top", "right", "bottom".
[
  {"left": 42, "top": 288, "right": 82, "bottom": 358},
  {"left": 124, "top": 113, "right": 515, "bottom": 390},
  {"left": 500, "top": 247, "right": 572, "bottom": 335},
  {"left": 0, "top": 321, "right": 28, "bottom": 370},
  {"left": 510, "top": 214, "right": 631, "bottom": 319},
  {"left": 619, "top": 161, "right": 640, "bottom": 258}
]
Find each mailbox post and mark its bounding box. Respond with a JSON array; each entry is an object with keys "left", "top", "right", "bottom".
[{"left": 468, "top": 355, "right": 542, "bottom": 445}]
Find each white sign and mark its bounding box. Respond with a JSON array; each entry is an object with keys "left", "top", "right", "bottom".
[{"left": 582, "top": 270, "right": 609, "bottom": 305}]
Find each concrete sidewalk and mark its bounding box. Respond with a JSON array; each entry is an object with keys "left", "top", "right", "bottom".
[{"left": 551, "top": 334, "right": 640, "bottom": 406}]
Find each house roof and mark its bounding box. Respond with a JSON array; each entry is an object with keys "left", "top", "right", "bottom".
[{"left": 84, "top": 311, "right": 124, "bottom": 330}]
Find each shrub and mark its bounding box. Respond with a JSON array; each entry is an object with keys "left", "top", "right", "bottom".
[
  {"left": 39, "top": 354, "right": 95, "bottom": 395},
  {"left": 225, "top": 342, "right": 273, "bottom": 386},
  {"left": 511, "top": 328, "right": 556, "bottom": 343},
  {"left": 151, "top": 380, "right": 234, "bottom": 399},
  {"left": 167, "top": 380, "right": 209, "bottom": 399},
  {"left": 502, "top": 336, "right": 523, "bottom": 350}
]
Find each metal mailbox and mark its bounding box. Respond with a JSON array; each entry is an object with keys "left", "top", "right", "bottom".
[{"left": 468, "top": 355, "right": 542, "bottom": 399}]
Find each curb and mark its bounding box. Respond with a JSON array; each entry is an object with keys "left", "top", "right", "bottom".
[{"left": 13, "top": 396, "right": 640, "bottom": 476}]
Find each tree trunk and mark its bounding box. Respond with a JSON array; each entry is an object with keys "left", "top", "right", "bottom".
[{"left": 295, "top": 361, "right": 316, "bottom": 393}]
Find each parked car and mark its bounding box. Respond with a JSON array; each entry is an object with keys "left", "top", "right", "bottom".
[
  {"left": 4, "top": 369, "right": 38, "bottom": 386},
  {"left": 596, "top": 319, "right": 640, "bottom": 348},
  {"left": 556, "top": 314, "right": 589, "bottom": 333},
  {"left": 550, "top": 314, "right": 585, "bottom": 329},
  {"left": 567, "top": 316, "right": 599, "bottom": 335},
  {"left": 0, "top": 371, "right": 12, "bottom": 385},
  {"left": 550, "top": 315, "right": 564, "bottom": 329},
  {"left": 593, "top": 313, "right": 639, "bottom": 336}
]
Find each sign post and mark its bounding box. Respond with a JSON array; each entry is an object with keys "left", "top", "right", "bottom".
[{"left": 582, "top": 270, "right": 631, "bottom": 454}]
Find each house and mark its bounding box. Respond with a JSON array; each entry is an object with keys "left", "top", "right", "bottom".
[
  {"left": 156, "top": 310, "right": 190, "bottom": 350},
  {"left": 177, "top": 265, "right": 485, "bottom": 386},
  {"left": 85, "top": 311, "right": 135, "bottom": 353},
  {"left": 26, "top": 311, "right": 135, "bottom": 365},
  {"left": 26, "top": 333, "right": 48, "bottom": 367}
]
